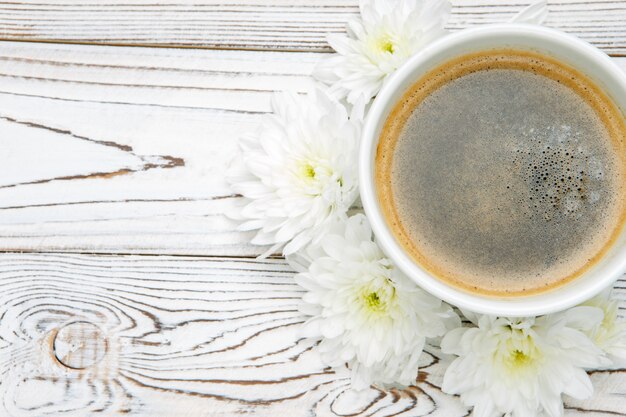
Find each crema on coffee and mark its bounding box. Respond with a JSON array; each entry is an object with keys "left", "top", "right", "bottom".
[{"left": 376, "top": 49, "right": 626, "bottom": 296}]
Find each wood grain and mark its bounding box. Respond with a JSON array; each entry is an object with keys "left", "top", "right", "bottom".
[
  {"left": 0, "top": 0, "right": 625, "bottom": 55},
  {"left": 0, "top": 252, "right": 624, "bottom": 416},
  {"left": 1, "top": 40, "right": 625, "bottom": 256},
  {"left": 0, "top": 41, "right": 318, "bottom": 255}
]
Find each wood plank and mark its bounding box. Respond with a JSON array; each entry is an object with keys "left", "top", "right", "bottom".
[
  {"left": 1, "top": 41, "right": 625, "bottom": 255},
  {"left": 0, "top": 0, "right": 626, "bottom": 55},
  {"left": 0, "top": 252, "right": 624, "bottom": 416},
  {"left": 0, "top": 41, "right": 319, "bottom": 255}
]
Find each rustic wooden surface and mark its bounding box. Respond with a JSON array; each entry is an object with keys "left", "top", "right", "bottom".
[
  {"left": 1, "top": 1, "right": 626, "bottom": 416},
  {"left": 0, "top": 0, "right": 626, "bottom": 54}
]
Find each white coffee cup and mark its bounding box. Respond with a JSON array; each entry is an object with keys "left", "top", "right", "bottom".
[{"left": 359, "top": 23, "right": 626, "bottom": 317}]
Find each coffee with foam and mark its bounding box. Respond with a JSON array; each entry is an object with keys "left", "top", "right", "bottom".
[{"left": 376, "top": 49, "right": 626, "bottom": 296}]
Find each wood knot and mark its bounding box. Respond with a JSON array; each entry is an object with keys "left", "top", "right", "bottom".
[{"left": 53, "top": 321, "right": 107, "bottom": 369}]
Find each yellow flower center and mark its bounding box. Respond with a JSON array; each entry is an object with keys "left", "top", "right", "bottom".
[
  {"left": 301, "top": 162, "right": 316, "bottom": 179},
  {"left": 510, "top": 349, "right": 532, "bottom": 367},
  {"left": 601, "top": 305, "right": 615, "bottom": 329},
  {"left": 359, "top": 279, "right": 396, "bottom": 316},
  {"left": 594, "top": 303, "right": 617, "bottom": 345},
  {"left": 293, "top": 158, "right": 339, "bottom": 196},
  {"left": 365, "top": 292, "right": 382, "bottom": 310},
  {"left": 500, "top": 334, "right": 543, "bottom": 375},
  {"left": 297, "top": 159, "right": 333, "bottom": 182},
  {"left": 378, "top": 37, "right": 395, "bottom": 54}
]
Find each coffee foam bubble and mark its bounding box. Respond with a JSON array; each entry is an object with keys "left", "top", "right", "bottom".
[{"left": 512, "top": 124, "right": 605, "bottom": 220}]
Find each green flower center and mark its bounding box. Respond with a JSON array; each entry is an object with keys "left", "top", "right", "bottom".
[
  {"left": 365, "top": 292, "right": 381, "bottom": 310},
  {"left": 501, "top": 334, "right": 543, "bottom": 374},
  {"left": 377, "top": 37, "right": 395, "bottom": 54},
  {"left": 594, "top": 304, "right": 617, "bottom": 345},
  {"left": 359, "top": 278, "right": 396, "bottom": 316},
  {"left": 302, "top": 163, "right": 316, "bottom": 179},
  {"left": 293, "top": 157, "right": 341, "bottom": 196},
  {"left": 510, "top": 349, "right": 532, "bottom": 367}
]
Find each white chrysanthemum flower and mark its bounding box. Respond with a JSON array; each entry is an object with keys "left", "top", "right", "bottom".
[
  {"left": 228, "top": 89, "right": 360, "bottom": 257},
  {"left": 293, "top": 214, "right": 460, "bottom": 390},
  {"left": 581, "top": 288, "right": 626, "bottom": 363},
  {"left": 314, "top": 0, "right": 451, "bottom": 110},
  {"left": 442, "top": 308, "right": 606, "bottom": 417}
]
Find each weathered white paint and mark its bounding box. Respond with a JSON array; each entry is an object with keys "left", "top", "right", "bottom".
[{"left": 0, "top": 42, "right": 320, "bottom": 255}]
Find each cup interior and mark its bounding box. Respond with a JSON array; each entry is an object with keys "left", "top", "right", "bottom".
[{"left": 359, "top": 23, "right": 626, "bottom": 316}]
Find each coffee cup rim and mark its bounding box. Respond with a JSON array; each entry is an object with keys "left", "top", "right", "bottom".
[{"left": 359, "top": 23, "right": 626, "bottom": 316}]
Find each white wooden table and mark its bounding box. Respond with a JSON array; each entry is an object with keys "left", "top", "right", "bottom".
[{"left": 0, "top": 1, "right": 625, "bottom": 416}]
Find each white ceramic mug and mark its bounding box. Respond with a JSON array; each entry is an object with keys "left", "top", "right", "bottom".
[{"left": 359, "top": 23, "right": 626, "bottom": 317}]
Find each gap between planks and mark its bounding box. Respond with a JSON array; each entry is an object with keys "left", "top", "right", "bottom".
[
  {"left": 0, "top": 37, "right": 340, "bottom": 53},
  {"left": 0, "top": 36, "right": 625, "bottom": 59},
  {"left": 0, "top": 248, "right": 282, "bottom": 260}
]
